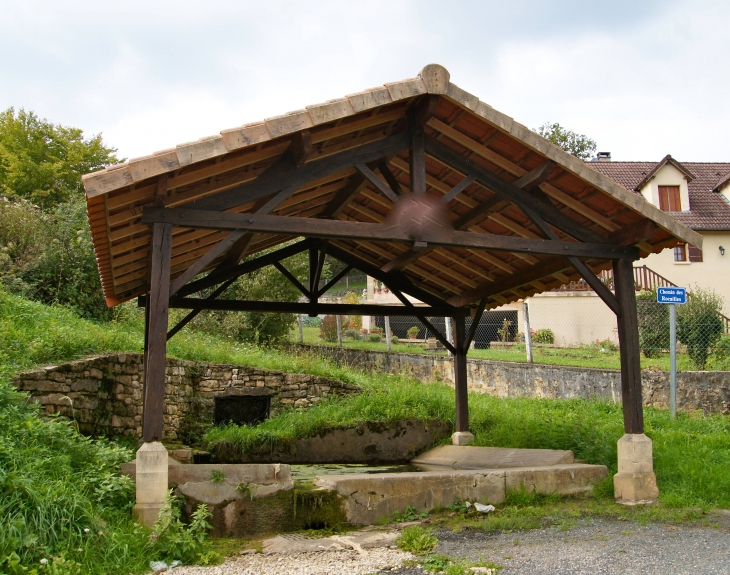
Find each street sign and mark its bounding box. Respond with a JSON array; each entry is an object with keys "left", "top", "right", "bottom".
[{"left": 657, "top": 286, "right": 687, "bottom": 304}]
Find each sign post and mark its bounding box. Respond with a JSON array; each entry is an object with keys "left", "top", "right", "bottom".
[{"left": 657, "top": 287, "right": 687, "bottom": 418}]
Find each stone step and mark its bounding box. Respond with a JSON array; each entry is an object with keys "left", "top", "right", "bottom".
[{"left": 411, "top": 445, "right": 574, "bottom": 471}]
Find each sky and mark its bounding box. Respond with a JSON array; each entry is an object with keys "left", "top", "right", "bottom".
[{"left": 1, "top": 0, "right": 728, "bottom": 163}]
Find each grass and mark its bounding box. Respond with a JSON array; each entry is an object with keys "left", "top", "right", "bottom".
[
  {"left": 2, "top": 287, "right": 730, "bottom": 571},
  {"left": 291, "top": 326, "right": 711, "bottom": 371}
]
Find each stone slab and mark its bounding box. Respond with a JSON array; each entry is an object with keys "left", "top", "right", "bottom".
[
  {"left": 121, "top": 462, "right": 290, "bottom": 486},
  {"left": 411, "top": 445, "right": 574, "bottom": 471},
  {"left": 262, "top": 529, "right": 400, "bottom": 554},
  {"left": 315, "top": 463, "right": 607, "bottom": 525}
]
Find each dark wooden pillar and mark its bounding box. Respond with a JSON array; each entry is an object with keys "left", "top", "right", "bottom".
[
  {"left": 453, "top": 315, "right": 469, "bottom": 432},
  {"left": 613, "top": 257, "right": 644, "bottom": 434},
  {"left": 142, "top": 222, "right": 173, "bottom": 442}
]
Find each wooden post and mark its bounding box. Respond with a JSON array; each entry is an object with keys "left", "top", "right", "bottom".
[
  {"left": 523, "top": 301, "right": 533, "bottom": 363},
  {"left": 336, "top": 314, "right": 342, "bottom": 347},
  {"left": 453, "top": 315, "right": 469, "bottom": 433},
  {"left": 142, "top": 222, "right": 173, "bottom": 443},
  {"left": 613, "top": 258, "right": 644, "bottom": 434},
  {"left": 385, "top": 316, "right": 392, "bottom": 351}
]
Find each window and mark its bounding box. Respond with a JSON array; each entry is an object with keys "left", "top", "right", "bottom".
[
  {"left": 659, "top": 185, "right": 681, "bottom": 211},
  {"left": 688, "top": 245, "right": 703, "bottom": 262},
  {"left": 674, "top": 244, "right": 687, "bottom": 262}
]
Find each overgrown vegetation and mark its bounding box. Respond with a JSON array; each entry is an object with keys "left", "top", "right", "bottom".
[{"left": 677, "top": 286, "right": 724, "bottom": 370}]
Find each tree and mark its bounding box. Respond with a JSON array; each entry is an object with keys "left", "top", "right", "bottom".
[
  {"left": 677, "top": 286, "right": 724, "bottom": 370},
  {"left": 0, "top": 108, "right": 120, "bottom": 210},
  {"left": 535, "top": 122, "right": 597, "bottom": 161}
]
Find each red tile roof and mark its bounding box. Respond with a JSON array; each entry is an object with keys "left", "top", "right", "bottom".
[{"left": 587, "top": 160, "right": 730, "bottom": 231}]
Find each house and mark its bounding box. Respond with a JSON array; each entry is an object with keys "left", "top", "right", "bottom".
[
  {"left": 588, "top": 153, "right": 730, "bottom": 313},
  {"left": 365, "top": 153, "right": 730, "bottom": 347}
]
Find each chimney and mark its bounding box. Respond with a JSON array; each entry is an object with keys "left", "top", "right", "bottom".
[{"left": 596, "top": 152, "right": 611, "bottom": 162}]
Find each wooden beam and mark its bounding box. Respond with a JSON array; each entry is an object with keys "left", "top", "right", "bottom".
[
  {"left": 319, "top": 173, "right": 369, "bottom": 219},
  {"left": 408, "top": 98, "right": 436, "bottom": 196},
  {"left": 424, "top": 137, "right": 608, "bottom": 244},
  {"left": 143, "top": 207, "right": 639, "bottom": 260},
  {"left": 177, "top": 239, "right": 311, "bottom": 297},
  {"left": 441, "top": 174, "right": 476, "bottom": 205},
  {"left": 166, "top": 278, "right": 235, "bottom": 340},
  {"left": 608, "top": 220, "right": 656, "bottom": 247},
  {"left": 168, "top": 230, "right": 246, "bottom": 296},
  {"left": 356, "top": 163, "right": 399, "bottom": 202},
  {"left": 614, "top": 257, "right": 644, "bottom": 434},
  {"left": 317, "top": 264, "right": 353, "bottom": 298},
  {"left": 142, "top": 222, "right": 172, "bottom": 442},
  {"left": 513, "top": 161, "right": 555, "bottom": 190},
  {"left": 184, "top": 132, "right": 409, "bottom": 212},
  {"left": 286, "top": 130, "right": 312, "bottom": 167},
  {"left": 415, "top": 315, "right": 457, "bottom": 355},
  {"left": 274, "top": 261, "right": 310, "bottom": 298},
  {"left": 150, "top": 297, "right": 460, "bottom": 317},
  {"left": 447, "top": 257, "right": 572, "bottom": 308},
  {"left": 378, "top": 162, "right": 404, "bottom": 196},
  {"left": 464, "top": 298, "right": 488, "bottom": 352}
]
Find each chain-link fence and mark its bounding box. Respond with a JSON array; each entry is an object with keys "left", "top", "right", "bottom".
[{"left": 294, "top": 286, "right": 730, "bottom": 371}]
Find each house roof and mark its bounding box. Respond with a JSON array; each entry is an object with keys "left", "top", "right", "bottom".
[
  {"left": 588, "top": 160, "right": 730, "bottom": 232},
  {"left": 82, "top": 64, "right": 701, "bottom": 309}
]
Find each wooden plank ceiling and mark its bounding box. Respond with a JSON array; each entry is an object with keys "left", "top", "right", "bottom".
[{"left": 83, "top": 64, "right": 701, "bottom": 311}]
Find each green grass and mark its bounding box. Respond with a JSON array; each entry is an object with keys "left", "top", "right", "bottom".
[
  {"left": 2, "top": 287, "right": 730, "bottom": 572},
  {"left": 207, "top": 378, "right": 730, "bottom": 509},
  {"left": 292, "top": 326, "right": 710, "bottom": 371}
]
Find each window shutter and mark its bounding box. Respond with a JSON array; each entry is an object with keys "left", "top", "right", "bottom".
[
  {"left": 659, "top": 186, "right": 681, "bottom": 211},
  {"left": 688, "top": 245, "right": 703, "bottom": 262}
]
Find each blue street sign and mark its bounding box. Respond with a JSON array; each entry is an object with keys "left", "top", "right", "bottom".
[{"left": 657, "top": 286, "right": 687, "bottom": 304}]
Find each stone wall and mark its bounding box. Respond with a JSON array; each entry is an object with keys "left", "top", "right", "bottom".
[
  {"left": 291, "top": 345, "right": 730, "bottom": 415},
  {"left": 13, "top": 353, "right": 360, "bottom": 440}
]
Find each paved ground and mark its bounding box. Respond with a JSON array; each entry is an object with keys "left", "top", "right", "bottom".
[
  {"left": 169, "top": 515, "right": 730, "bottom": 575},
  {"left": 381, "top": 516, "right": 730, "bottom": 575}
]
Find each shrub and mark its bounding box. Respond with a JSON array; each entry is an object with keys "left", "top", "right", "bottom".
[
  {"left": 344, "top": 328, "right": 361, "bottom": 340},
  {"left": 344, "top": 292, "right": 362, "bottom": 330},
  {"left": 677, "top": 286, "right": 725, "bottom": 370},
  {"left": 637, "top": 290, "right": 669, "bottom": 358},
  {"left": 391, "top": 336, "right": 399, "bottom": 345},
  {"left": 407, "top": 326, "right": 420, "bottom": 338},
  {"left": 368, "top": 334, "right": 381, "bottom": 342},
  {"left": 533, "top": 328, "right": 555, "bottom": 344},
  {"left": 396, "top": 525, "right": 438, "bottom": 555},
  {"left": 319, "top": 315, "right": 349, "bottom": 342}
]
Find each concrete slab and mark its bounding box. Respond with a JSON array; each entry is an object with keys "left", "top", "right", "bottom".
[
  {"left": 120, "top": 462, "right": 290, "bottom": 486},
  {"left": 315, "top": 463, "right": 607, "bottom": 525},
  {"left": 411, "top": 445, "right": 574, "bottom": 471}
]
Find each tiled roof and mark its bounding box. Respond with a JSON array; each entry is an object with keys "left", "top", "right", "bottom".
[{"left": 588, "top": 161, "right": 730, "bottom": 231}]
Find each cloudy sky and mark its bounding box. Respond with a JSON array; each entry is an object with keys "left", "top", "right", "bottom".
[{"left": 1, "top": 0, "right": 728, "bottom": 162}]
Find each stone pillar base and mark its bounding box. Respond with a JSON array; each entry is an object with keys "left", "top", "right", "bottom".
[
  {"left": 452, "top": 431, "right": 474, "bottom": 446},
  {"left": 133, "top": 442, "right": 169, "bottom": 527},
  {"left": 614, "top": 433, "right": 659, "bottom": 505}
]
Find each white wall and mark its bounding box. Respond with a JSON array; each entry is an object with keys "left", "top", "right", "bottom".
[{"left": 638, "top": 162, "right": 690, "bottom": 213}]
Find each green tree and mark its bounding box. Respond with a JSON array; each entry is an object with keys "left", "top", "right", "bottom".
[
  {"left": 536, "top": 122, "right": 597, "bottom": 161},
  {"left": 0, "top": 107, "right": 120, "bottom": 210},
  {"left": 188, "top": 248, "right": 326, "bottom": 346},
  {"left": 677, "top": 286, "right": 724, "bottom": 370}
]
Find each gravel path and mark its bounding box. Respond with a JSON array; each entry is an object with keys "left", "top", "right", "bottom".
[
  {"left": 165, "top": 516, "right": 730, "bottom": 575},
  {"left": 171, "top": 548, "right": 412, "bottom": 575},
  {"left": 380, "top": 516, "right": 730, "bottom": 575}
]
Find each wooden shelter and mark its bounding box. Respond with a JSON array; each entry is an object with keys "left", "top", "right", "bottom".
[{"left": 83, "top": 64, "right": 701, "bottom": 446}]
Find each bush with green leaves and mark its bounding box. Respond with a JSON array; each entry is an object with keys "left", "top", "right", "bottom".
[
  {"left": 407, "top": 326, "right": 420, "bottom": 338},
  {"left": 677, "top": 286, "right": 725, "bottom": 370},
  {"left": 319, "top": 315, "right": 349, "bottom": 342},
  {"left": 532, "top": 328, "right": 555, "bottom": 344},
  {"left": 636, "top": 290, "right": 669, "bottom": 358},
  {"left": 344, "top": 328, "right": 361, "bottom": 340}
]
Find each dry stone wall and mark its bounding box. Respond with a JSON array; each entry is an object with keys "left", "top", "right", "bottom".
[
  {"left": 13, "top": 353, "right": 359, "bottom": 440},
  {"left": 292, "top": 345, "right": 730, "bottom": 415}
]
